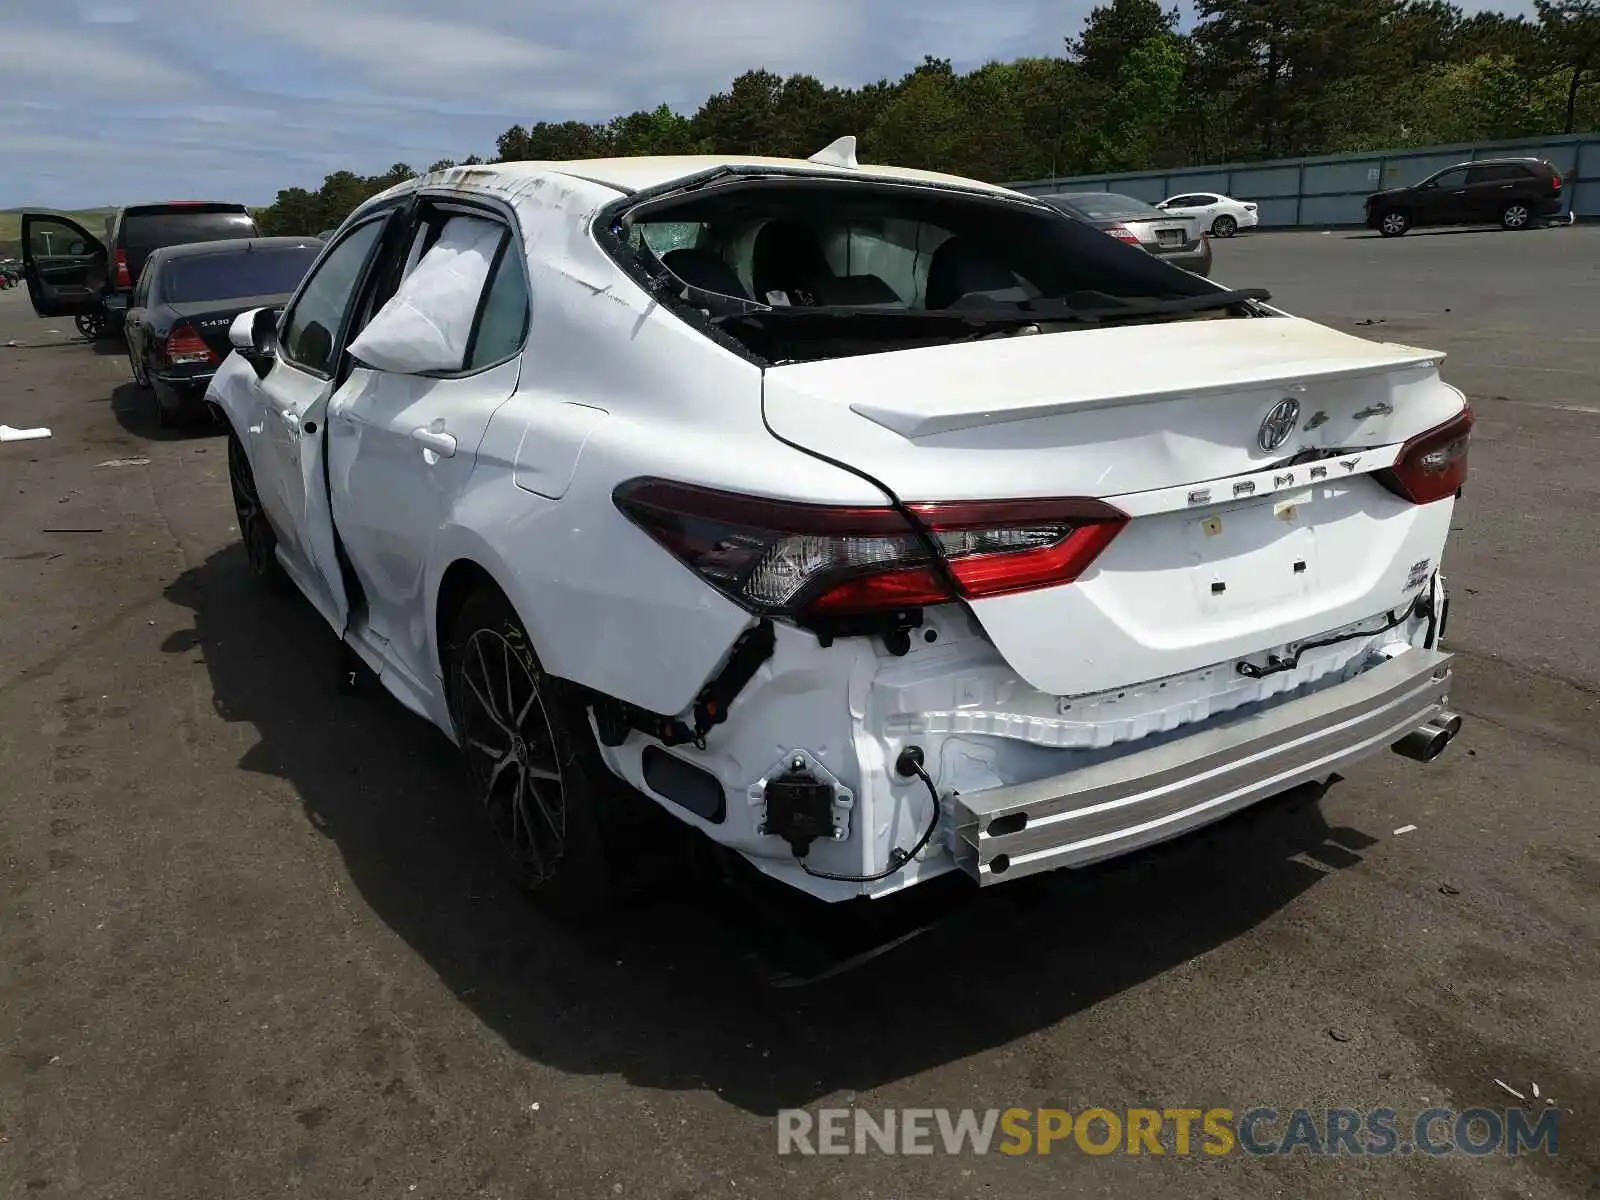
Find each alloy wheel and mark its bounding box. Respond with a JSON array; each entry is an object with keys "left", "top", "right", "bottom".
[
  {"left": 1380, "top": 211, "right": 1409, "bottom": 236},
  {"left": 1502, "top": 203, "right": 1530, "bottom": 230},
  {"left": 455, "top": 628, "right": 568, "bottom": 885}
]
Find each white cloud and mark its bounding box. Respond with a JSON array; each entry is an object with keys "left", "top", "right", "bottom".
[
  {"left": 79, "top": 3, "right": 140, "bottom": 22},
  {"left": 4, "top": 28, "right": 197, "bottom": 97},
  {"left": 254, "top": 2, "right": 567, "bottom": 76}
]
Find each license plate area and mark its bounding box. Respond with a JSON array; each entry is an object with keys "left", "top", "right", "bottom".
[
  {"left": 1156, "top": 227, "right": 1185, "bottom": 246},
  {"left": 1191, "top": 490, "right": 1319, "bottom": 614}
]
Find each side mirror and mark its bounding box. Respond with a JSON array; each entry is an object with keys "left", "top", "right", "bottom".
[{"left": 229, "top": 306, "right": 280, "bottom": 379}]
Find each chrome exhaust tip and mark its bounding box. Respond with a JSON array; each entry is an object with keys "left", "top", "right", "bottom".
[
  {"left": 1430, "top": 710, "right": 1463, "bottom": 739},
  {"left": 1391, "top": 710, "right": 1462, "bottom": 763}
]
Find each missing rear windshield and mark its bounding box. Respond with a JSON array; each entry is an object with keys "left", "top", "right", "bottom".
[{"left": 605, "top": 175, "right": 1263, "bottom": 364}]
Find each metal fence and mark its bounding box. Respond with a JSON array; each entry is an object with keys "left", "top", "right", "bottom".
[{"left": 1007, "top": 133, "right": 1599, "bottom": 227}]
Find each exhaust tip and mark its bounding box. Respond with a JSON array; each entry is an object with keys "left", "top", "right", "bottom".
[{"left": 1392, "top": 712, "right": 1462, "bottom": 763}]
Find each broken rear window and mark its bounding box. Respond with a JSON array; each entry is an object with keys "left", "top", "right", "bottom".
[{"left": 607, "top": 175, "right": 1253, "bottom": 363}]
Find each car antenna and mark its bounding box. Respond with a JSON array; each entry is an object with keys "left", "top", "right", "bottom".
[{"left": 807, "top": 136, "right": 859, "bottom": 170}]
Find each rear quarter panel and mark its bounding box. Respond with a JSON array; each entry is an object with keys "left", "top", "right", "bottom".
[{"left": 426, "top": 184, "right": 891, "bottom": 716}]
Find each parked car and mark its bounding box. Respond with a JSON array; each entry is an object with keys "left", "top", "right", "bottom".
[
  {"left": 1156, "top": 191, "right": 1259, "bottom": 237},
  {"left": 209, "top": 144, "right": 1466, "bottom": 914},
  {"left": 123, "top": 236, "right": 323, "bottom": 428},
  {"left": 18, "top": 202, "right": 260, "bottom": 338},
  {"left": 1040, "top": 192, "right": 1213, "bottom": 276},
  {"left": 1365, "top": 158, "right": 1564, "bottom": 237}
]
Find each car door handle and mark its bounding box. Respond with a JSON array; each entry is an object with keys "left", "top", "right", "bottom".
[{"left": 411, "top": 427, "right": 457, "bottom": 458}]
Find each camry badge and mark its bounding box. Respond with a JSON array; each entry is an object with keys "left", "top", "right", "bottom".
[{"left": 1258, "top": 398, "right": 1301, "bottom": 452}]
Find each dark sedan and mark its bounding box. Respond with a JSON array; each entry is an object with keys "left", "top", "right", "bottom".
[
  {"left": 1041, "top": 192, "right": 1213, "bottom": 276},
  {"left": 123, "top": 237, "right": 322, "bottom": 428}
]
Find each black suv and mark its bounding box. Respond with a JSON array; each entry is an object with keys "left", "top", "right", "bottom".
[
  {"left": 1364, "top": 158, "right": 1565, "bottom": 237},
  {"left": 20, "top": 202, "right": 260, "bottom": 338}
]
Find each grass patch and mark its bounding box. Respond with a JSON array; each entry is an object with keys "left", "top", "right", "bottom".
[{"left": 0, "top": 207, "right": 116, "bottom": 256}]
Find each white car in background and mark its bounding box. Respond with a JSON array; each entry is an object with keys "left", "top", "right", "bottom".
[
  {"left": 1157, "top": 192, "right": 1260, "bottom": 237},
  {"left": 209, "top": 139, "right": 1467, "bottom": 915}
]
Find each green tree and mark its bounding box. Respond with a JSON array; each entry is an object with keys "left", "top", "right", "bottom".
[
  {"left": 1070, "top": 0, "right": 1179, "bottom": 81},
  {"left": 1538, "top": 0, "right": 1600, "bottom": 131},
  {"left": 1096, "top": 34, "right": 1188, "bottom": 170}
]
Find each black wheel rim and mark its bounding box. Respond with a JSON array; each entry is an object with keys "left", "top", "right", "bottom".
[
  {"left": 455, "top": 629, "right": 567, "bottom": 884},
  {"left": 228, "top": 437, "right": 275, "bottom": 577}
]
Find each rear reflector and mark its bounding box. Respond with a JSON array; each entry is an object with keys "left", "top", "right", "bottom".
[
  {"left": 113, "top": 249, "right": 131, "bottom": 290},
  {"left": 614, "top": 480, "right": 1127, "bottom": 621},
  {"left": 164, "top": 323, "right": 217, "bottom": 366},
  {"left": 1375, "top": 407, "right": 1473, "bottom": 504}
]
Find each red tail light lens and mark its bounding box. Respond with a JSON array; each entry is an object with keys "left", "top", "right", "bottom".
[
  {"left": 113, "top": 249, "right": 132, "bottom": 289},
  {"left": 164, "top": 323, "right": 217, "bottom": 366},
  {"left": 1552, "top": 172, "right": 1562, "bottom": 190},
  {"left": 615, "top": 480, "right": 1127, "bottom": 620},
  {"left": 1105, "top": 225, "right": 1141, "bottom": 244},
  {"left": 1376, "top": 407, "right": 1473, "bottom": 504}
]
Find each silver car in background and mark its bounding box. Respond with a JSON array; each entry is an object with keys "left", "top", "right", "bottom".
[{"left": 1042, "top": 192, "right": 1213, "bottom": 276}]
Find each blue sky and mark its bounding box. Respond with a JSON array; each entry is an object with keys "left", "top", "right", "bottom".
[{"left": 2, "top": 0, "right": 1534, "bottom": 210}]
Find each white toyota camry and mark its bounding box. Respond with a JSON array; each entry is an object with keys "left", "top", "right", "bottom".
[{"left": 209, "top": 138, "right": 1469, "bottom": 911}]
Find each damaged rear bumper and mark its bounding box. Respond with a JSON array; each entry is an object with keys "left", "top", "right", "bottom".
[{"left": 951, "top": 648, "right": 1454, "bottom": 885}]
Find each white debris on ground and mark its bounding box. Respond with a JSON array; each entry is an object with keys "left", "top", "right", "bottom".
[
  {"left": 1393, "top": 824, "right": 1418, "bottom": 835},
  {"left": 1493, "top": 1078, "right": 1526, "bottom": 1101},
  {"left": 1, "top": 424, "right": 52, "bottom": 442}
]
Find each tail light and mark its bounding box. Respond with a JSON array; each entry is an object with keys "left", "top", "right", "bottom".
[
  {"left": 113, "top": 249, "right": 131, "bottom": 290},
  {"left": 1375, "top": 407, "right": 1473, "bottom": 504},
  {"left": 1552, "top": 171, "right": 1562, "bottom": 190},
  {"left": 1104, "top": 225, "right": 1141, "bottom": 244},
  {"left": 614, "top": 479, "right": 1127, "bottom": 620},
  {"left": 163, "top": 323, "right": 217, "bottom": 366}
]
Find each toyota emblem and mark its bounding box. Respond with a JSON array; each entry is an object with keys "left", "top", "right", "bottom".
[{"left": 1258, "top": 398, "right": 1301, "bottom": 452}]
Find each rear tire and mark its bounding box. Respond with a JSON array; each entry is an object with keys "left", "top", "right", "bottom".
[
  {"left": 1211, "top": 214, "right": 1238, "bottom": 238},
  {"left": 445, "top": 588, "right": 617, "bottom": 918},
  {"left": 1500, "top": 201, "right": 1531, "bottom": 231},
  {"left": 127, "top": 344, "right": 150, "bottom": 390},
  {"left": 1378, "top": 209, "right": 1410, "bottom": 237},
  {"left": 227, "top": 429, "right": 290, "bottom": 593}
]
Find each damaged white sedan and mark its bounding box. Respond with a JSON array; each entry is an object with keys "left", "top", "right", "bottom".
[{"left": 209, "top": 139, "right": 1468, "bottom": 909}]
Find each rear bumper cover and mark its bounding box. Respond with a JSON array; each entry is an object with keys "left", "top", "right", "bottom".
[
  {"left": 153, "top": 370, "right": 217, "bottom": 410},
  {"left": 951, "top": 648, "right": 1453, "bottom": 885}
]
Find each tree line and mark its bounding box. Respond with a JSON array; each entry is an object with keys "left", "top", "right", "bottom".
[{"left": 256, "top": 0, "right": 1598, "bottom": 235}]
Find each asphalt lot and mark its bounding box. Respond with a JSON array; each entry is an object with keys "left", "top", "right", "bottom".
[{"left": 2, "top": 226, "right": 1597, "bottom": 1199}]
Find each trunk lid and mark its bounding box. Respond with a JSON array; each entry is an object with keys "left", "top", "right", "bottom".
[
  {"left": 762, "top": 315, "right": 1464, "bottom": 696},
  {"left": 167, "top": 294, "right": 286, "bottom": 357},
  {"left": 1123, "top": 216, "right": 1200, "bottom": 253}
]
